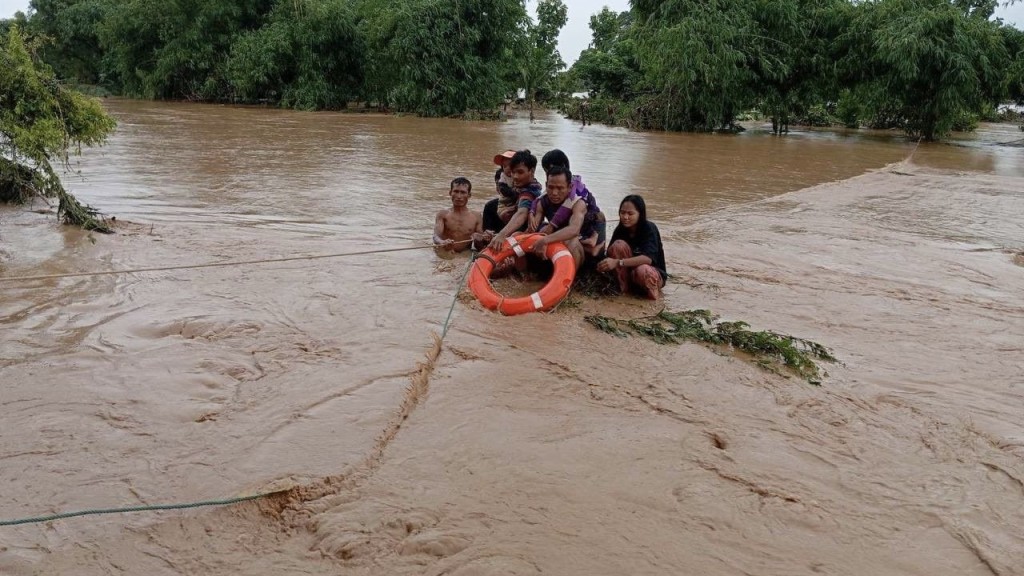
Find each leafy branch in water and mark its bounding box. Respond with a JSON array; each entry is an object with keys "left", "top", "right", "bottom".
[
  {"left": 1, "top": 26, "right": 116, "bottom": 232},
  {"left": 585, "top": 309, "right": 836, "bottom": 384}
]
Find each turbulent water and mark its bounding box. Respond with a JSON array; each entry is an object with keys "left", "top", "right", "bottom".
[{"left": 1, "top": 101, "right": 1022, "bottom": 575}]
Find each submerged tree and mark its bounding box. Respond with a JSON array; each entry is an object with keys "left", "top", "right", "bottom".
[
  {"left": 1003, "top": 24, "right": 1024, "bottom": 106},
  {"left": 562, "top": 0, "right": 1023, "bottom": 138},
  {"left": 0, "top": 27, "right": 117, "bottom": 231},
  {"left": 572, "top": 8, "right": 640, "bottom": 100},
  {"left": 99, "top": 0, "right": 272, "bottom": 101},
  {"left": 367, "top": 0, "right": 528, "bottom": 117},
  {"left": 840, "top": 0, "right": 1008, "bottom": 140},
  {"left": 228, "top": 0, "right": 364, "bottom": 110},
  {"left": 519, "top": 0, "right": 568, "bottom": 120},
  {"left": 749, "top": 0, "right": 848, "bottom": 134},
  {"left": 630, "top": 0, "right": 784, "bottom": 131}
]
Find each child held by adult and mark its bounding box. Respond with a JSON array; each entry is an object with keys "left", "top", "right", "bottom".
[
  {"left": 596, "top": 195, "right": 667, "bottom": 300},
  {"left": 482, "top": 150, "right": 519, "bottom": 235},
  {"left": 487, "top": 150, "right": 543, "bottom": 251}
]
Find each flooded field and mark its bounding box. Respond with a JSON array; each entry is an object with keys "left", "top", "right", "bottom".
[{"left": 1, "top": 101, "right": 1022, "bottom": 575}]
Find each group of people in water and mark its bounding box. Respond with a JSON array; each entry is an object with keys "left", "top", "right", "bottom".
[{"left": 432, "top": 148, "right": 667, "bottom": 300}]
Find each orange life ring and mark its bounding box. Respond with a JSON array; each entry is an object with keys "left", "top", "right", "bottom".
[{"left": 467, "top": 233, "right": 576, "bottom": 315}]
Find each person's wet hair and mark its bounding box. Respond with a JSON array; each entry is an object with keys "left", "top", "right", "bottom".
[
  {"left": 450, "top": 176, "right": 472, "bottom": 193},
  {"left": 493, "top": 168, "right": 502, "bottom": 182},
  {"left": 510, "top": 149, "right": 537, "bottom": 172},
  {"left": 541, "top": 149, "right": 571, "bottom": 173},
  {"left": 620, "top": 194, "right": 648, "bottom": 225},
  {"left": 497, "top": 182, "right": 515, "bottom": 198},
  {"left": 545, "top": 165, "right": 573, "bottom": 186}
]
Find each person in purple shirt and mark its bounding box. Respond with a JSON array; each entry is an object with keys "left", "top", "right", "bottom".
[{"left": 529, "top": 149, "right": 606, "bottom": 260}]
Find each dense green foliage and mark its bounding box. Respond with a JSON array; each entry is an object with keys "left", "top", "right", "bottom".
[
  {"left": 2, "top": 0, "right": 1021, "bottom": 137},
  {"left": 362, "top": 0, "right": 530, "bottom": 116},
  {"left": 1003, "top": 23, "right": 1024, "bottom": 105},
  {"left": 1, "top": 26, "right": 116, "bottom": 230},
  {"left": 2, "top": 0, "right": 548, "bottom": 117},
  {"left": 572, "top": 8, "right": 640, "bottom": 101},
  {"left": 227, "top": 0, "right": 363, "bottom": 109},
  {"left": 563, "top": 0, "right": 1024, "bottom": 139}
]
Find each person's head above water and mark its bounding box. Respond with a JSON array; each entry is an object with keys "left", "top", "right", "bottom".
[
  {"left": 618, "top": 194, "right": 648, "bottom": 230},
  {"left": 509, "top": 149, "right": 537, "bottom": 188},
  {"left": 450, "top": 176, "right": 472, "bottom": 193},
  {"left": 449, "top": 177, "right": 472, "bottom": 208},
  {"left": 541, "top": 149, "right": 571, "bottom": 173},
  {"left": 545, "top": 165, "right": 573, "bottom": 206},
  {"left": 493, "top": 149, "right": 515, "bottom": 176}
]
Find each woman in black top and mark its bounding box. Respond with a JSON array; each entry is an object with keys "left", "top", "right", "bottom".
[{"left": 596, "top": 195, "right": 667, "bottom": 300}]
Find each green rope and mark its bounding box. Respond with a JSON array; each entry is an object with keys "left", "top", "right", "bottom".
[
  {"left": 0, "top": 493, "right": 271, "bottom": 527},
  {"left": 1, "top": 251, "right": 478, "bottom": 528},
  {"left": 441, "top": 250, "right": 477, "bottom": 340}
]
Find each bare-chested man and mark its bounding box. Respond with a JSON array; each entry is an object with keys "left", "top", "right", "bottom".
[{"left": 433, "top": 177, "right": 489, "bottom": 253}]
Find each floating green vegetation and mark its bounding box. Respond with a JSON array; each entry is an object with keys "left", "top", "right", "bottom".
[{"left": 585, "top": 309, "right": 837, "bottom": 384}]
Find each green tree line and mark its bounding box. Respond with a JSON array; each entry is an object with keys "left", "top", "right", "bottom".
[
  {"left": 0, "top": 0, "right": 570, "bottom": 117},
  {"left": 1, "top": 0, "right": 569, "bottom": 228},
  {"left": 2, "top": 0, "right": 1022, "bottom": 139},
  {"left": 567, "top": 0, "right": 1024, "bottom": 140}
]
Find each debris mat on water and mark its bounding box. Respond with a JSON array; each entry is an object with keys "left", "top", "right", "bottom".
[{"left": 585, "top": 309, "right": 837, "bottom": 384}]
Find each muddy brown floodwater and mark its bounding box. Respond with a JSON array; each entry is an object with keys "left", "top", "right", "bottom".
[{"left": 1, "top": 100, "right": 1023, "bottom": 575}]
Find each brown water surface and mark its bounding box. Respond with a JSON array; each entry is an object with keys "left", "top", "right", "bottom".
[{"left": 1, "top": 101, "right": 1023, "bottom": 575}]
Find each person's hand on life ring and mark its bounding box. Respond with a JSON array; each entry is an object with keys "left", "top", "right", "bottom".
[
  {"left": 532, "top": 236, "right": 550, "bottom": 259},
  {"left": 488, "top": 233, "right": 506, "bottom": 252}
]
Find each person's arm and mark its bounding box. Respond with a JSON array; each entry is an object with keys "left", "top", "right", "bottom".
[
  {"left": 598, "top": 228, "right": 655, "bottom": 271},
  {"left": 533, "top": 202, "right": 585, "bottom": 256},
  {"left": 597, "top": 251, "right": 652, "bottom": 272},
  {"left": 581, "top": 230, "right": 598, "bottom": 247},
  {"left": 526, "top": 197, "right": 541, "bottom": 233},
  {"left": 432, "top": 211, "right": 453, "bottom": 248},
  {"left": 487, "top": 206, "right": 529, "bottom": 251},
  {"left": 527, "top": 205, "right": 544, "bottom": 233},
  {"left": 593, "top": 226, "right": 655, "bottom": 270},
  {"left": 616, "top": 254, "right": 653, "bottom": 268},
  {"left": 498, "top": 204, "right": 517, "bottom": 222},
  {"left": 470, "top": 214, "right": 490, "bottom": 249}
]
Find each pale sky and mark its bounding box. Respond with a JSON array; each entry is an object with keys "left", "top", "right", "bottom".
[{"left": 2, "top": 0, "right": 1022, "bottom": 65}]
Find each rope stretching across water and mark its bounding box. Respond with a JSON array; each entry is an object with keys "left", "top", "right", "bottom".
[
  {"left": 0, "top": 239, "right": 475, "bottom": 283},
  {"left": 0, "top": 225, "right": 611, "bottom": 524},
  {"left": 1, "top": 220, "right": 621, "bottom": 283},
  {"left": 0, "top": 494, "right": 268, "bottom": 527},
  {"left": 0, "top": 252, "right": 479, "bottom": 527}
]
